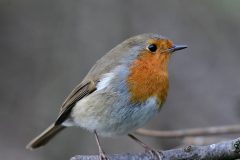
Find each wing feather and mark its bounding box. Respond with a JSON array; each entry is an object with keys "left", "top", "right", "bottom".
[{"left": 55, "top": 80, "right": 97, "bottom": 125}]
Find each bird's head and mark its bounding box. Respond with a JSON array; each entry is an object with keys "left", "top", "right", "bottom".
[{"left": 124, "top": 33, "right": 187, "bottom": 105}]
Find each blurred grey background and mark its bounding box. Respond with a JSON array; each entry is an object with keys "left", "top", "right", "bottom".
[{"left": 1, "top": 0, "right": 240, "bottom": 160}]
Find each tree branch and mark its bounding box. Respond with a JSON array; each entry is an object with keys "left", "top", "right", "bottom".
[
  {"left": 135, "top": 124, "right": 240, "bottom": 138},
  {"left": 71, "top": 137, "right": 240, "bottom": 160}
]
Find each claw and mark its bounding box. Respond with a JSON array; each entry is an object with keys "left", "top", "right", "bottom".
[
  {"left": 146, "top": 148, "right": 163, "bottom": 160},
  {"left": 128, "top": 134, "right": 163, "bottom": 160},
  {"left": 99, "top": 152, "right": 109, "bottom": 160}
]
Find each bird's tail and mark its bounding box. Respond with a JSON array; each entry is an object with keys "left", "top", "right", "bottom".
[{"left": 26, "top": 123, "right": 65, "bottom": 150}]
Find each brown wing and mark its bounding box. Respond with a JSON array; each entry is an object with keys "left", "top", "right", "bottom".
[{"left": 55, "top": 80, "right": 97, "bottom": 125}]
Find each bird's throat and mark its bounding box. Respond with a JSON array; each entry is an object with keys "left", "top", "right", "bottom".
[{"left": 127, "top": 52, "right": 170, "bottom": 105}]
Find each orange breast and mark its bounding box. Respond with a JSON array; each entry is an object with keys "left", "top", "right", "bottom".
[{"left": 127, "top": 51, "right": 170, "bottom": 105}]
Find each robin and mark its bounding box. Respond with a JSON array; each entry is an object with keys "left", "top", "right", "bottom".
[{"left": 26, "top": 33, "right": 187, "bottom": 160}]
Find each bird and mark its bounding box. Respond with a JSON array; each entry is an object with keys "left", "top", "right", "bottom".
[{"left": 26, "top": 33, "right": 187, "bottom": 160}]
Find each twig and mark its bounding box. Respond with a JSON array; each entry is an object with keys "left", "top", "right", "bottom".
[
  {"left": 135, "top": 124, "right": 240, "bottom": 138},
  {"left": 71, "top": 137, "right": 240, "bottom": 160}
]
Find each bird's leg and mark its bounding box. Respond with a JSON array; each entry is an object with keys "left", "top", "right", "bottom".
[
  {"left": 128, "top": 133, "right": 163, "bottom": 160},
  {"left": 94, "top": 130, "right": 109, "bottom": 160}
]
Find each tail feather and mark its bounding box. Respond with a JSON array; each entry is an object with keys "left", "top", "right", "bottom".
[{"left": 26, "top": 123, "right": 65, "bottom": 150}]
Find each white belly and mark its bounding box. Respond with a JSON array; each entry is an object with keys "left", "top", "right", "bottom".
[{"left": 69, "top": 93, "right": 159, "bottom": 137}]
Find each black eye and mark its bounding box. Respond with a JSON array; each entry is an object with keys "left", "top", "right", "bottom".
[{"left": 147, "top": 44, "right": 157, "bottom": 52}]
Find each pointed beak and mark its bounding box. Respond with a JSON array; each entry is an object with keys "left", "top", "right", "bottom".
[{"left": 170, "top": 45, "right": 187, "bottom": 53}]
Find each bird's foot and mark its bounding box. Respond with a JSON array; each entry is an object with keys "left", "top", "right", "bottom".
[
  {"left": 128, "top": 134, "right": 163, "bottom": 160},
  {"left": 99, "top": 152, "right": 109, "bottom": 160},
  {"left": 145, "top": 147, "right": 163, "bottom": 160},
  {"left": 94, "top": 131, "right": 109, "bottom": 160}
]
